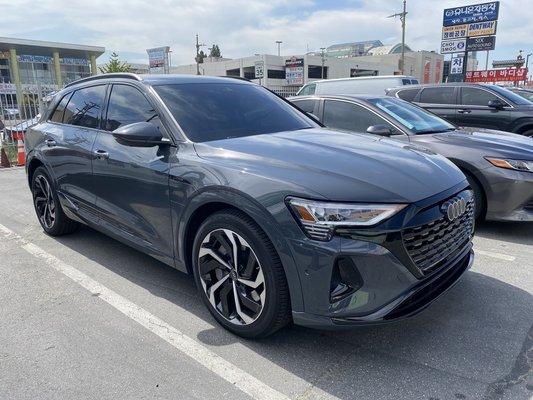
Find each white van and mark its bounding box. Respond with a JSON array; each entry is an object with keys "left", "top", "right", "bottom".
[{"left": 296, "top": 75, "right": 419, "bottom": 96}]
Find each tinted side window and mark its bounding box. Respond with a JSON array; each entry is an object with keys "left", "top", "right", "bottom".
[
  {"left": 299, "top": 84, "right": 316, "bottom": 96},
  {"left": 105, "top": 85, "right": 158, "bottom": 131},
  {"left": 293, "top": 99, "right": 316, "bottom": 114},
  {"left": 50, "top": 92, "right": 72, "bottom": 123},
  {"left": 461, "top": 87, "right": 499, "bottom": 106},
  {"left": 63, "top": 85, "right": 106, "bottom": 129},
  {"left": 323, "top": 100, "right": 396, "bottom": 133},
  {"left": 419, "top": 87, "right": 455, "bottom": 104},
  {"left": 396, "top": 88, "right": 419, "bottom": 102}
]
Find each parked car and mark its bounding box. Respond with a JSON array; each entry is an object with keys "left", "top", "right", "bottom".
[
  {"left": 386, "top": 83, "right": 533, "bottom": 136},
  {"left": 296, "top": 75, "right": 419, "bottom": 96},
  {"left": 26, "top": 73, "right": 474, "bottom": 338},
  {"left": 507, "top": 87, "right": 533, "bottom": 102},
  {"left": 290, "top": 94, "right": 533, "bottom": 221},
  {"left": 2, "top": 107, "right": 20, "bottom": 119}
]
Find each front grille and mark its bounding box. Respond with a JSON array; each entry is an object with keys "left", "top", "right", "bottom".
[{"left": 402, "top": 192, "right": 474, "bottom": 275}]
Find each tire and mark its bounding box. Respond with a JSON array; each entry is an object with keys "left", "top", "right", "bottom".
[
  {"left": 521, "top": 129, "right": 533, "bottom": 138},
  {"left": 31, "top": 166, "right": 79, "bottom": 236},
  {"left": 465, "top": 174, "right": 484, "bottom": 220},
  {"left": 192, "top": 209, "right": 291, "bottom": 338}
]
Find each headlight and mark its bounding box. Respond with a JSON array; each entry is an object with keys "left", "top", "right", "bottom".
[
  {"left": 287, "top": 198, "right": 406, "bottom": 241},
  {"left": 485, "top": 157, "right": 533, "bottom": 172}
]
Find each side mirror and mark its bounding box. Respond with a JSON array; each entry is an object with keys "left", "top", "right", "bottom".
[
  {"left": 487, "top": 99, "right": 506, "bottom": 109},
  {"left": 367, "top": 124, "right": 393, "bottom": 137},
  {"left": 112, "top": 122, "right": 167, "bottom": 147}
]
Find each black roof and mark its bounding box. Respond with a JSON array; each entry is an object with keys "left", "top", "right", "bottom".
[{"left": 65, "top": 73, "right": 251, "bottom": 88}]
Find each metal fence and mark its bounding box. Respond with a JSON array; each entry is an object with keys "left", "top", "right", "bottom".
[
  {"left": 1, "top": 81, "right": 58, "bottom": 166},
  {"left": 269, "top": 85, "right": 301, "bottom": 98}
]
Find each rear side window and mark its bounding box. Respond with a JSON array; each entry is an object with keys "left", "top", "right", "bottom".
[
  {"left": 396, "top": 88, "right": 419, "bottom": 102},
  {"left": 402, "top": 79, "right": 411, "bottom": 85},
  {"left": 292, "top": 99, "right": 316, "bottom": 115},
  {"left": 63, "top": 85, "right": 106, "bottom": 129},
  {"left": 298, "top": 84, "right": 316, "bottom": 96},
  {"left": 461, "top": 87, "right": 500, "bottom": 106},
  {"left": 419, "top": 87, "right": 456, "bottom": 104},
  {"left": 105, "top": 85, "right": 158, "bottom": 131},
  {"left": 50, "top": 92, "right": 72, "bottom": 123},
  {"left": 323, "top": 100, "right": 397, "bottom": 133}
]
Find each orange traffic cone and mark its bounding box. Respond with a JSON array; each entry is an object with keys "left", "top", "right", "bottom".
[{"left": 15, "top": 132, "right": 25, "bottom": 166}]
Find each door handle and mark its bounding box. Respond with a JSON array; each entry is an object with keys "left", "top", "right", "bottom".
[
  {"left": 457, "top": 109, "right": 471, "bottom": 114},
  {"left": 94, "top": 149, "right": 109, "bottom": 160},
  {"left": 45, "top": 139, "right": 56, "bottom": 147}
]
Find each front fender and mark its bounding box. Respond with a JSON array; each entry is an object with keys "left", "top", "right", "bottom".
[{"left": 176, "top": 186, "right": 305, "bottom": 312}]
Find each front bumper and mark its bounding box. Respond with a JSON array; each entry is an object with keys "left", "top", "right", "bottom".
[
  {"left": 286, "top": 182, "right": 475, "bottom": 329},
  {"left": 483, "top": 166, "right": 533, "bottom": 222}
]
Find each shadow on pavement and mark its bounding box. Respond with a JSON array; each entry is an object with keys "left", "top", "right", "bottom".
[
  {"left": 475, "top": 220, "right": 533, "bottom": 246},
  {"left": 53, "top": 226, "right": 533, "bottom": 400}
]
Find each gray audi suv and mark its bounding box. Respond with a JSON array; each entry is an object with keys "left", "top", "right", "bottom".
[{"left": 25, "top": 74, "right": 474, "bottom": 338}]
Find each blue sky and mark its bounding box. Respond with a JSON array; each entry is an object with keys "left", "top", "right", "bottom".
[{"left": 0, "top": 0, "right": 531, "bottom": 68}]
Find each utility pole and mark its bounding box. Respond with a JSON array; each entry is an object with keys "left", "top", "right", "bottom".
[
  {"left": 387, "top": 0, "right": 407, "bottom": 74},
  {"left": 320, "top": 47, "right": 326, "bottom": 79},
  {"left": 195, "top": 34, "right": 205, "bottom": 75},
  {"left": 276, "top": 41, "right": 282, "bottom": 56}
]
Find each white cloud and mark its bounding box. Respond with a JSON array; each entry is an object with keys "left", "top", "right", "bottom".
[{"left": 0, "top": 0, "right": 531, "bottom": 66}]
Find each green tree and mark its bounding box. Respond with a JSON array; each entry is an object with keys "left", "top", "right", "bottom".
[
  {"left": 99, "top": 52, "right": 132, "bottom": 73},
  {"left": 196, "top": 50, "right": 207, "bottom": 64},
  {"left": 209, "top": 44, "right": 222, "bottom": 58}
]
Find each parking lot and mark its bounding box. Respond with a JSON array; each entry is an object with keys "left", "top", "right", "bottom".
[{"left": 0, "top": 166, "right": 531, "bottom": 400}]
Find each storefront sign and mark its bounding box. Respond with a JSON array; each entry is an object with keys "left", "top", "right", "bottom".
[
  {"left": 441, "top": 39, "right": 466, "bottom": 54},
  {"left": 467, "top": 20, "right": 497, "bottom": 36},
  {"left": 17, "top": 54, "right": 53, "bottom": 63},
  {"left": 466, "top": 35, "right": 496, "bottom": 51},
  {"left": 285, "top": 57, "right": 304, "bottom": 85},
  {"left": 450, "top": 56, "right": 464, "bottom": 74},
  {"left": 443, "top": 2, "right": 499, "bottom": 26},
  {"left": 465, "top": 68, "right": 528, "bottom": 82},
  {"left": 147, "top": 46, "right": 170, "bottom": 74},
  {"left": 60, "top": 57, "right": 89, "bottom": 66},
  {"left": 442, "top": 24, "right": 468, "bottom": 40}
]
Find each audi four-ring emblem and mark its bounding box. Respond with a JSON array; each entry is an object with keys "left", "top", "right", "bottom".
[{"left": 442, "top": 197, "right": 467, "bottom": 221}]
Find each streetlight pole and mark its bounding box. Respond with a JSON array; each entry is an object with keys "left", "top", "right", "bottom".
[
  {"left": 276, "top": 41, "right": 282, "bottom": 56},
  {"left": 195, "top": 34, "right": 205, "bottom": 75},
  {"left": 387, "top": 0, "right": 407, "bottom": 74},
  {"left": 320, "top": 47, "right": 326, "bottom": 79}
]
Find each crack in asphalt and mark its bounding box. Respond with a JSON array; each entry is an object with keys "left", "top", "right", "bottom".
[{"left": 483, "top": 323, "right": 533, "bottom": 400}]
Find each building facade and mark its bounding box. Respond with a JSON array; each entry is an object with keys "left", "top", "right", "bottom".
[
  {"left": 0, "top": 37, "right": 104, "bottom": 114},
  {"left": 171, "top": 48, "right": 444, "bottom": 96}
]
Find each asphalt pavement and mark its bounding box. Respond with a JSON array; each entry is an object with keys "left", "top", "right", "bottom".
[{"left": 0, "top": 167, "right": 531, "bottom": 400}]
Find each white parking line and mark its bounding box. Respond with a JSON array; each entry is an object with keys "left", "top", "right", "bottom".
[
  {"left": 475, "top": 249, "right": 516, "bottom": 261},
  {"left": 0, "top": 223, "right": 290, "bottom": 400}
]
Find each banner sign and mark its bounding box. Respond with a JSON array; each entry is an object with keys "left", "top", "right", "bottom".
[
  {"left": 467, "top": 20, "right": 497, "bottom": 36},
  {"left": 442, "top": 24, "right": 468, "bottom": 40},
  {"left": 435, "top": 59, "right": 442, "bottom": 83},
  {"left": 466, "top": 35, "right": 496, "bottom": 51},
  {"left": 147, "top": 46, "right": 170, "bottom": 74},
  {"left": 285, "top": 57, "right": 304, "bottom": 85},
  {"left": 465, "top": 68, "right": 528, "bottom": 82},
  {"left": 443, "top": 2, "right": 499, "bottom": 26},
  {"left": 441, "top": 39, "right": 466, "bottom": 54},
  {"left": 18, "top": 54, "right": 53, "bottom": 63},
  {"left": 254, "top": 61, "right": 265, "bottom": 78},
  {"left": 450, "top": 57, "right": 464, "bottom": 74}
]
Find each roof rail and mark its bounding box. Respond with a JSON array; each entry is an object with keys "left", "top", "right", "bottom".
[{"left": 64, "top": 73, "right": 142, "bottom": 88}]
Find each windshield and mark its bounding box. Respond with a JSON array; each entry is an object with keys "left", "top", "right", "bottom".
[
  {"left": 367, "top": 97, "right": 455, "bottom": 134},
  {"left": 487, "top": 85, "right": 532, "bottom": 105},
  {"left": 154, "top": 83, "right": 315, "bottom": 142}
]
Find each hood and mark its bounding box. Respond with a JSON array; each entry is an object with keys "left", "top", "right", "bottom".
[
  {"left": 194, "top": 128, "right": 466, "bottom": 203},
  {"left": 435, "top": 127, "right": 533, "bottom": 159}
]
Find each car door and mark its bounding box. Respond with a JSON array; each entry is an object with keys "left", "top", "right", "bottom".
[
  {"left": 455, "top": 86, "right": 511, "bottom": 130},
  {"left": 321, "top": 99, "right": 403, "bottom": 136},
  {"left": 42, "top": 84, "right": 106, "bottom": 220},
  {"left": 90, "top": 83, "right": 175, "bottom": 264},
  {"left": 416, "top": 86, "right": 458, "bottom": 123}
]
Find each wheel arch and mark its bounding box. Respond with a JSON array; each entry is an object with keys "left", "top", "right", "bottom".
[
  {"left": 177, "top": 187, "right": 305, "bottom": 312},
  {"left": 450, "top": 158, "right": 488, "bottom": 218}
]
